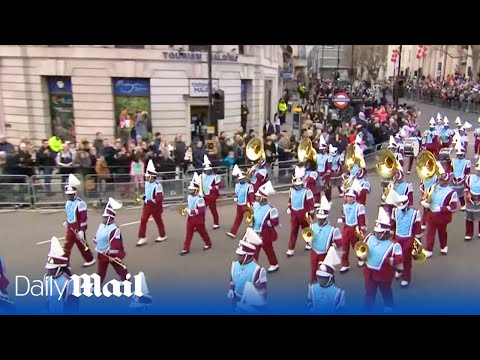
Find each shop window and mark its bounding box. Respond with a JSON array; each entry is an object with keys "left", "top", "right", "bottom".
[
  {"left": 112, "top": 78, "right": 152, "bottom": 143},
  {"left": 47, "top": 76, "right": 76, "bottom": 143}
]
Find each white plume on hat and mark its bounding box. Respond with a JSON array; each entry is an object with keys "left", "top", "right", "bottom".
[
  {"left": 293, "top": 166, "right": 305, "bottom": 185},
  {"left": 316, "top": 246, "right": 341, "bottom": 277},
  {"left": 236, "top": 228, "right": 262, "bottom": 256},
  {"left": 244, "top": 227, "right": 263, "bottom": 246},
  {"left": 232, "top": 164, "right": 245, "bottom": 179},
  {"left": 188, "top": 172, "right": 201, "bottom": 190},
  {"left": 256, "top": 181, "right": 275, "bottom": 198},
  {"left": 355, "top": 134, "right": 362, "bottom": 145},
  {"left": 203, "top": 155, "right": 212, "bottom": 170},
  {"left": 455, "top": 116, "right": 462, "bottom": 126},
  {"left": 374, "top": 207, "right": 391, "bottom": 232},
  {"left": 429, "top": 117, "right": 435, "bottom": 126},
  {"left": 454, "top": 140, "right": 465, "bottom": 154},
  {"left": 319, "top": 135, "right": 327, "bottom": 147},
  {"left": 316, "top": 195, "right": 331, "bottom": 219},
  {"left": 388, "top": 135, "right": 397, "bottom": 148},
  {"left": 102, "top": 197, "right": 123, "bottom": 217},
  {"left": 436, "top": 113, "right": 442, "bottom": 121},
  {"left": 46, "top": 236, "right": 68, "bottom": 269},
  {"left": 443, "top": 116, "right": 449, "bottom": 125},
  {"left": 384, "top": 187, "right": 400, "bottom": 205},
  {"left": 345, "top": 178, "right": 361, "bottom": 198},
  {"left": 462, "top": 121, "right": 472, "bottom": 130},
  {"left": 452, "top": 132, "right": 462, "bottom": 145},
  {"left": 65, "top": 173, "right": 81, "bottom": 194},
  {"left": 145, "top": 159, "right": 156, "bottom": 178},
  {"left": 329, "top": 144, "right": 338, "bottom": 155}
]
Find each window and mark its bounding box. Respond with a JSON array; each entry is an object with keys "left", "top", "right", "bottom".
[
  {"left": 189, "top": 45, "right": 210, "bottom": 52},
  {"left": 238, "top": 45, "right": 244, "bottom": 54},
  {"left": 112, "top": 78, "right": 152, "bottom": 142},
  {"left": 114, "top": 45, "right": 145, "bottom": 49},
  {"left": 47, "top": 77, "right": 76, "bottom": 143}
]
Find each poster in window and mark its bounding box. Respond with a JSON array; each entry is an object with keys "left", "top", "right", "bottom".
[
  {"left": 48, "top": 77, "right": 76, "bottom": 143},
  {"left": 113, "top": 78, "right": 152, "bottom": 144}
]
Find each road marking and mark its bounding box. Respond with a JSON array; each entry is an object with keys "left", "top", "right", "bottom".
[{"left": 36, "top": 218, "right": 153, "bottom": 245}]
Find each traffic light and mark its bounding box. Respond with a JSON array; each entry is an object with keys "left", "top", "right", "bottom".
[{"left": 212, "top": 89, "right": 225, "bottom": 121}]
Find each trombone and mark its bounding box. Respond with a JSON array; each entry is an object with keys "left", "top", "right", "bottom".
[{"left": 301, "top": 213, "right": 314, "bottom": 243}]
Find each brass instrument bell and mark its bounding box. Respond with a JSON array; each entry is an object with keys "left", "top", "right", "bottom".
[
  {"left": 134, "top": 193, "right": 143, "bottom": 204},
  {"left": 376, "top": 149, "right": 402, "bottom": 180},
  {"left": 245, "top": 138, "right": 265, "bottom": 178},
  {"left": 297, "top": 138, "right": 318, "bottom": 164},
  {"left": 244, "top": 203, "right": 254, "bottom": 225},
  {"left": 178, "top": 204, "right": 188, "bottom": 216},
  {"left": 415, "top": 150, "right": 438, "bottom": 202},
  {"left": 412, "top": 238, "right": 427, "bottom": 262},
  {"left": 301, "top": 213, "right": 314, "bottom": 243},
  {"left": 353, "top": 226, "right": 369, "bottom": 258}
]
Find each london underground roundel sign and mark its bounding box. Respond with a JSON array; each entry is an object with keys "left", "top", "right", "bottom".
[{"left": 333, "top": 92, "right": 350, "bottom": 109}]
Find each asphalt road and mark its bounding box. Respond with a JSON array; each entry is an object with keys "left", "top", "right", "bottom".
[{"left": 1, "top": 98, "right": 480, "bottom": 315}]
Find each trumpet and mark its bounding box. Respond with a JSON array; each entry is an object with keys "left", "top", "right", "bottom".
[
  {"left": 412, "top": 238, "right": 427, "bottom": 262},
  {"left": 134, "top": 192, "right": 144, "bottom": 205},
  {"left": 244, "top": 203, "right": 254, "bottom": 226},
  {"left": 101, "top": 252, "right": 127, "bottom": 270},
  {"left": 353, "top": 226, "right": 369, "bottom": 258},
  {"left": 178, "top": 204, "right": 188, "bottom": 216},
  {"left": 301, "top": 213, "right": 314, "bottom": 243}
]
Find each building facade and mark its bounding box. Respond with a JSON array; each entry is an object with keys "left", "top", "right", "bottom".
[
  {"left": 0, "top": 45, "right": 283, "bottom": 145},
  {"left": 307, "top": 45, "right": 353, "bottom": 80}
]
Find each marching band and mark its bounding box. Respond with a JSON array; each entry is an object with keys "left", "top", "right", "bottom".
[{"left": 5, "top": 108, "right": 480, "bottom": 315}]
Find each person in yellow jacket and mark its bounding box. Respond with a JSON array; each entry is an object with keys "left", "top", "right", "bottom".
[
  {"left": 278, "top": 99, "right": 287, "bottom": 125},
  {"left": 48, "top": 135, "right": 63, "bottom": 153}
]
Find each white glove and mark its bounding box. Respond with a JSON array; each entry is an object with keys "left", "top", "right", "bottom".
[
  {"left": 62, "top": 222, "right": 67, "bottom": 227},
  {"left": 227, "top": 289, "right": 234, "bottom": 300},
  {"left": 77, "top": 230, "right": 85, "bottom": 241},
  {"left": 420, "top": 201, "right": 430, "bottom": 209},
  {"left": 234, "top": 197, "right": 238, "bottom": 202},
  {"left": 337, "top": 218, "right": 343, "bottom": 224},
  {"left": 286, "top": 208, "right": 291, "bottom": 215}
]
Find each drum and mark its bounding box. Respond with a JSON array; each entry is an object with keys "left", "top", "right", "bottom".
[
  {"left": 466, "top": 201, "right": 480, "bottom": 222},
  {"left": 330, "top": 174, "right": 343, "bottom": 187},
  {"left": 450, "top": 182, "right": 464, "bottom": 197},
  {"left": 404, "top": 137, "right": 420, "bottom": 157},
  {"left": 439, "top": 148, "right": 454, "bottom": 162}
]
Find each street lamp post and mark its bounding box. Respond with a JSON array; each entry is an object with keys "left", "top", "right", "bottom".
[{"left": 208, "top": 45, "right": 213, "bottom": 134}]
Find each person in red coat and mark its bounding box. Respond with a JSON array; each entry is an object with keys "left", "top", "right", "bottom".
[
  {"left": 180, "top": 172, "right": 212, "bottom": 255},
  {"left": 286, "top": 166, "right": 315, "bottom": 256},
  {"left": 227, "top": 165, "right": 255, "bottom": 239},
  {"left": 63, "top": 173, "right": 96, "bottom": 268},
  {"left": 420, "top": 168, "right": 458, "bottom": 257},
  {"left": 389, "top": 190, "right": 422, "bottom": 288},
  {"left": 93, "top": 197, "right": 129, "bottom": 285},
  {"left": 358, "top": 207, "right": 403, "bottom": 312},
  {"left": 201, "top": 155, "right": 223, "bottom": 229},
  {"left": 338, "top": 179, "right": 367, "bottom": 273},
  {"left": 252, "top": 181, "right": 280, "bottom": 273},
  {"left": 137, "top": 159, "right": 167, "bottom": 246}
]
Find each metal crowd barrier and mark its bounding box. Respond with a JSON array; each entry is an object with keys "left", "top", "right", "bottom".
[
  {"left": 0, "top": 175, "right": 31, "bottom": 207},
  {"left": 405, "top": 91, "right": 480, "bottom": 114},
  {"left": 31, "top": 174, "right": 74, "bottom": 207}
]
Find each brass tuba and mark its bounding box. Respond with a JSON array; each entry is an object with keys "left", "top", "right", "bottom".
[
  {"left": 245, "top": 138, "right": 265, "bottom": 178},
  {"left": 353, "top": 226, "right": 369, "bottom": 258},
  {"left": 297, "top": 138, "right": 317, "bottom": 165},
  {"left": 244, "top": 202, "right": 254, "bottom": 225},
  {"left": 376, "top": 149, "right": 403, "bottom": 180},
  {"left": 344, "top": 144, "right": 365, "bottom": 171},
  {"left": 416, "top": 150, "right": 438, "bottom": 202},
  {"left": 412, "top": 238, "right": 427, "bottom": 262},
  {"left": 301, "top": 213, "right": 314, "bottom": 243}
]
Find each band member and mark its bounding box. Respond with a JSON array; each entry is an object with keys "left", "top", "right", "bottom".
[
  {"left": 304, "top": 158, "right": 320, "bottom": 205},
  {"left": 64, "top": 173, "right": 95, "bottom": 267},
  {"left": 43, "top": 236, "right": 79, "bottom": 314},
  {"left": 407, "top": 129, "right": 422, "bottom": 174},
  {"left": 129, "top": 272, "right": 153, "bottom": 310},
  {"left": 328, "top": 144, "right": 344, "bottom": 198},
  {"left": 421, "top": 165, "right": 458, "bottom": 257},
  {"left": 0, "top": 257, "right": 14, "bottom": 312},
  {"left": 451, "top": 142, "right": 470, "bottom": 211},
  {"left": 358, "top": 207, "right": 403, "bottom": 312},
  {"left": 287, "top": 166, "right": 315, "bottom": 257},
  {"left": 307, "top": 246, "right": 345, "bottom": 313},
  {"left": 250, "top": 157, "right": 268, "bottom": 194},
  {"left": 422, "top": 118, "right": 440, "bottom": 159},
  {"left": 137, "top": 160, "right": 167, "bottom": 246},
  {"left": 201, "top": 155, "right": 222, "bottom": 229},
  {"left": 387, "top": 136, "right": 404, "bottom": 168},
  {"left": 181, "top": 172, "right": 212, "bottom": 255},
  {"left": 227, "top": 165, "right": 255, "bottom": 239},
  {"left": 454, "top": 117, "right": 469, "bottom": 153},
  {"left": 316, "top": 135, "right": 329, "bottom": 199},
  {"left": 338, "top": 179, "right": 367, "bottom": 273},
  {"left": 440, "top": 117, "right": 453, "bottom": 149},
  {"left": 463, "top": 159, "right": 480, "bottom": 240},
  {"left": 252, "top": 181, "right": 280, "bottom": 272},
  {"left": 93, "top": 197, "right": 128, "bottom": 285},
  {"left": 307, "top": 196, "right": 342, "bottom": 282},
  {"left": 434, "top": 114, "right": 443, "bottom": 135},
  {"left": 227, "top": 227, "right": 267, "bottom": 313},
  {"left": 420, "top": 173, "right": 438, "bottom": 230},
  {"left": 392, "top": 169, "right": 414, "bottom": 206},
  {"left": 474, "top": 117, "right": 480, "bottom": 159},
  {"left": 390, "top": 190, "right": 422, "bottom": 288}
]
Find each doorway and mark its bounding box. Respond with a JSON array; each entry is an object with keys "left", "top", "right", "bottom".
[{"left": 190, "top": 105, "right": 209, "bottom": 143}]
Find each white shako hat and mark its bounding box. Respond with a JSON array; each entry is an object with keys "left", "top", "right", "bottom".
[
  {"left": 374, "top": 207, "right": 391, "bottom": 233},
  {"left": 236, "top": 227, "right": 263, "bottom": 256},
  {"left": 344, "top": 178, "right": 362, "bottom": 198},
  {"left": 64, "top": 173, "right": 80, "bottom": 195},
  {"left": 203, "top": 155, "right": 212, "bottom": 170},
  {"left": 292, "top": 166, "right": 305, "bottom": 186},
  {"left": 256, "top": 181, "right": 275, "bottom": 198},
  {"left": 145, "top": 159, "right": 157, "bottom": 178},
  {"left": 102, "top": 197, "right": 123, "bottom": 217},
  {"left": 316, "top": 195, "right": 331, "bottom": 219},
  {"left": 45, "top": 236, "right": 68, "bottom": 270},
  {"left": 232, "top": 164, "right": 245, "bottom": 180},
  {"left": 316, "top": 246, "right": 341, "bottom": 278},
  {"left": 188, "top": 172, "right": 201, "bottom": 190}
]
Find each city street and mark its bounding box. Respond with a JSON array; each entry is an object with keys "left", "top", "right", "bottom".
[{"left": 1, "top": 99, "right": 480, "bottom": 315}]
